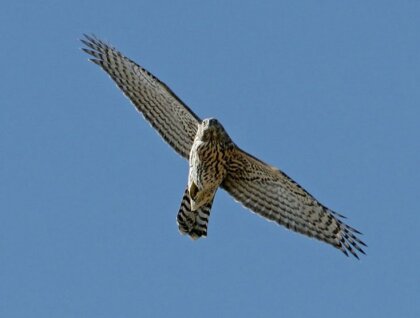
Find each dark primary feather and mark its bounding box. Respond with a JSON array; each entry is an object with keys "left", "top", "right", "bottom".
[{"left": 81, "top": 34, "right": 200, "bottom": 159}]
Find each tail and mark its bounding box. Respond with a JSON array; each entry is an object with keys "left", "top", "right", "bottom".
[{"left": 177, "top": 187, "right": 214, "bottom": 239}]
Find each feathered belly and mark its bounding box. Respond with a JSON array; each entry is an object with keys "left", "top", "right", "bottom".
[
  {"left": 188, "top": 140, "right": 227, "bottom": 210},
  {"left": 190, "top": 141, "right": 226, "bottom": 188}
]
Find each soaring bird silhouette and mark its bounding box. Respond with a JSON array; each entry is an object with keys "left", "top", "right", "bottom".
[{"left": 81, "top": 34, "right": 366, "bottom": 258}]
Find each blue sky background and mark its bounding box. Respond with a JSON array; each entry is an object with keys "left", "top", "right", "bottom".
[{"left": 1, "top": 1, "right": 419, "bottom": 317}]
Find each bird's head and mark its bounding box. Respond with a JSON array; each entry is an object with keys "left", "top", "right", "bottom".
[{"left": 198, "top": 118, "right": 232, "bottom": 144}]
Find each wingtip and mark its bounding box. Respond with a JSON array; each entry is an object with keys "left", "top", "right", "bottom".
[
  {"left": 82, "top": 33, "right": 97, "bottom": 42},
  {"left": 88, "top": 58, "right": 103, "bottom": 66},
  {"left": 82, "top": 48, "right": 103, "bottom": 60}
]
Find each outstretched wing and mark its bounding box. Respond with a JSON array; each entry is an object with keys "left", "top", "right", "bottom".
[
  {"left": 222, "top": 147, "right": 366, "bottom": 258},
  {"left": 81, "top": 34, "right": 201, "bottom": 159}
]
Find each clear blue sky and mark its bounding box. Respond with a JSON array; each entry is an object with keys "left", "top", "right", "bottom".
[{"left": 1, "top": 1, "right": 419, "bottom": 317}]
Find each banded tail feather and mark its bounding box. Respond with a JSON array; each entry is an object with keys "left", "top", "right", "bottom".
[{"left": 177, "top": 187, "right": 214, "bottom": 239}]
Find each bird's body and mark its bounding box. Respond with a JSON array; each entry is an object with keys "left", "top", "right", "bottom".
[
  {"left": 188, "top": 118, "right": 230, "bottom": 211},
  {"left": 81, "top": 35, "right": 366, "bottom": 258}
]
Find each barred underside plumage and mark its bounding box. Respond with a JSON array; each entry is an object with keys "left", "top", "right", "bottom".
[
  {"left": 177, "top": 187, "right": 214, "bottom": 239},
  {"left": 222, "top": 147, "right": 366, "bottom": 258},
  {"left": 82, "top": 35, "right": 367, "bottom": 259},
  {"left": 81, "top": 34, "right": 200, "bottom": 159}
]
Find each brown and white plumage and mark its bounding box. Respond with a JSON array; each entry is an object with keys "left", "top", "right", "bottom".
[
  {"left": 222, "top": 148, "right": 365, "bottom": 258},
  {"left": 81, "top": 35, "right": 366, "bottom": 258},
  {"left": 177, "top": 187, "right": 214, "bottom": 239},
  {"left": 81, "top": 34, "right": 200, "bottom": 159}
]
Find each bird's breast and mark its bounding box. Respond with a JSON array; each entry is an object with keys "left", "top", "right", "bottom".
[{"left": 189, "top": 140, "right": 227, "bottom": 189}]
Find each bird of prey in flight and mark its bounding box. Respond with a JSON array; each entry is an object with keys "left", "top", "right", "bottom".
[{"left": 81, "top": 34, "right": 366, "bottom": 258}]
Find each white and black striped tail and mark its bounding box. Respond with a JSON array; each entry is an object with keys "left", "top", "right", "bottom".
[{"left": 177, "top": 187, "right": 213, "bottom": 239}]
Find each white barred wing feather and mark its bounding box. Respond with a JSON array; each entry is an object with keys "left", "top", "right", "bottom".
[
  {"left": 222, "top": 147, "right": 366, "bottom": 258},
  {"left": 81, "top": 34, "right": 200, "bottom": 159}
]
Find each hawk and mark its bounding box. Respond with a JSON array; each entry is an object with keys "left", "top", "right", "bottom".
[{"left": 81, "top": 34, "right": 366, "bottom": 258}]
